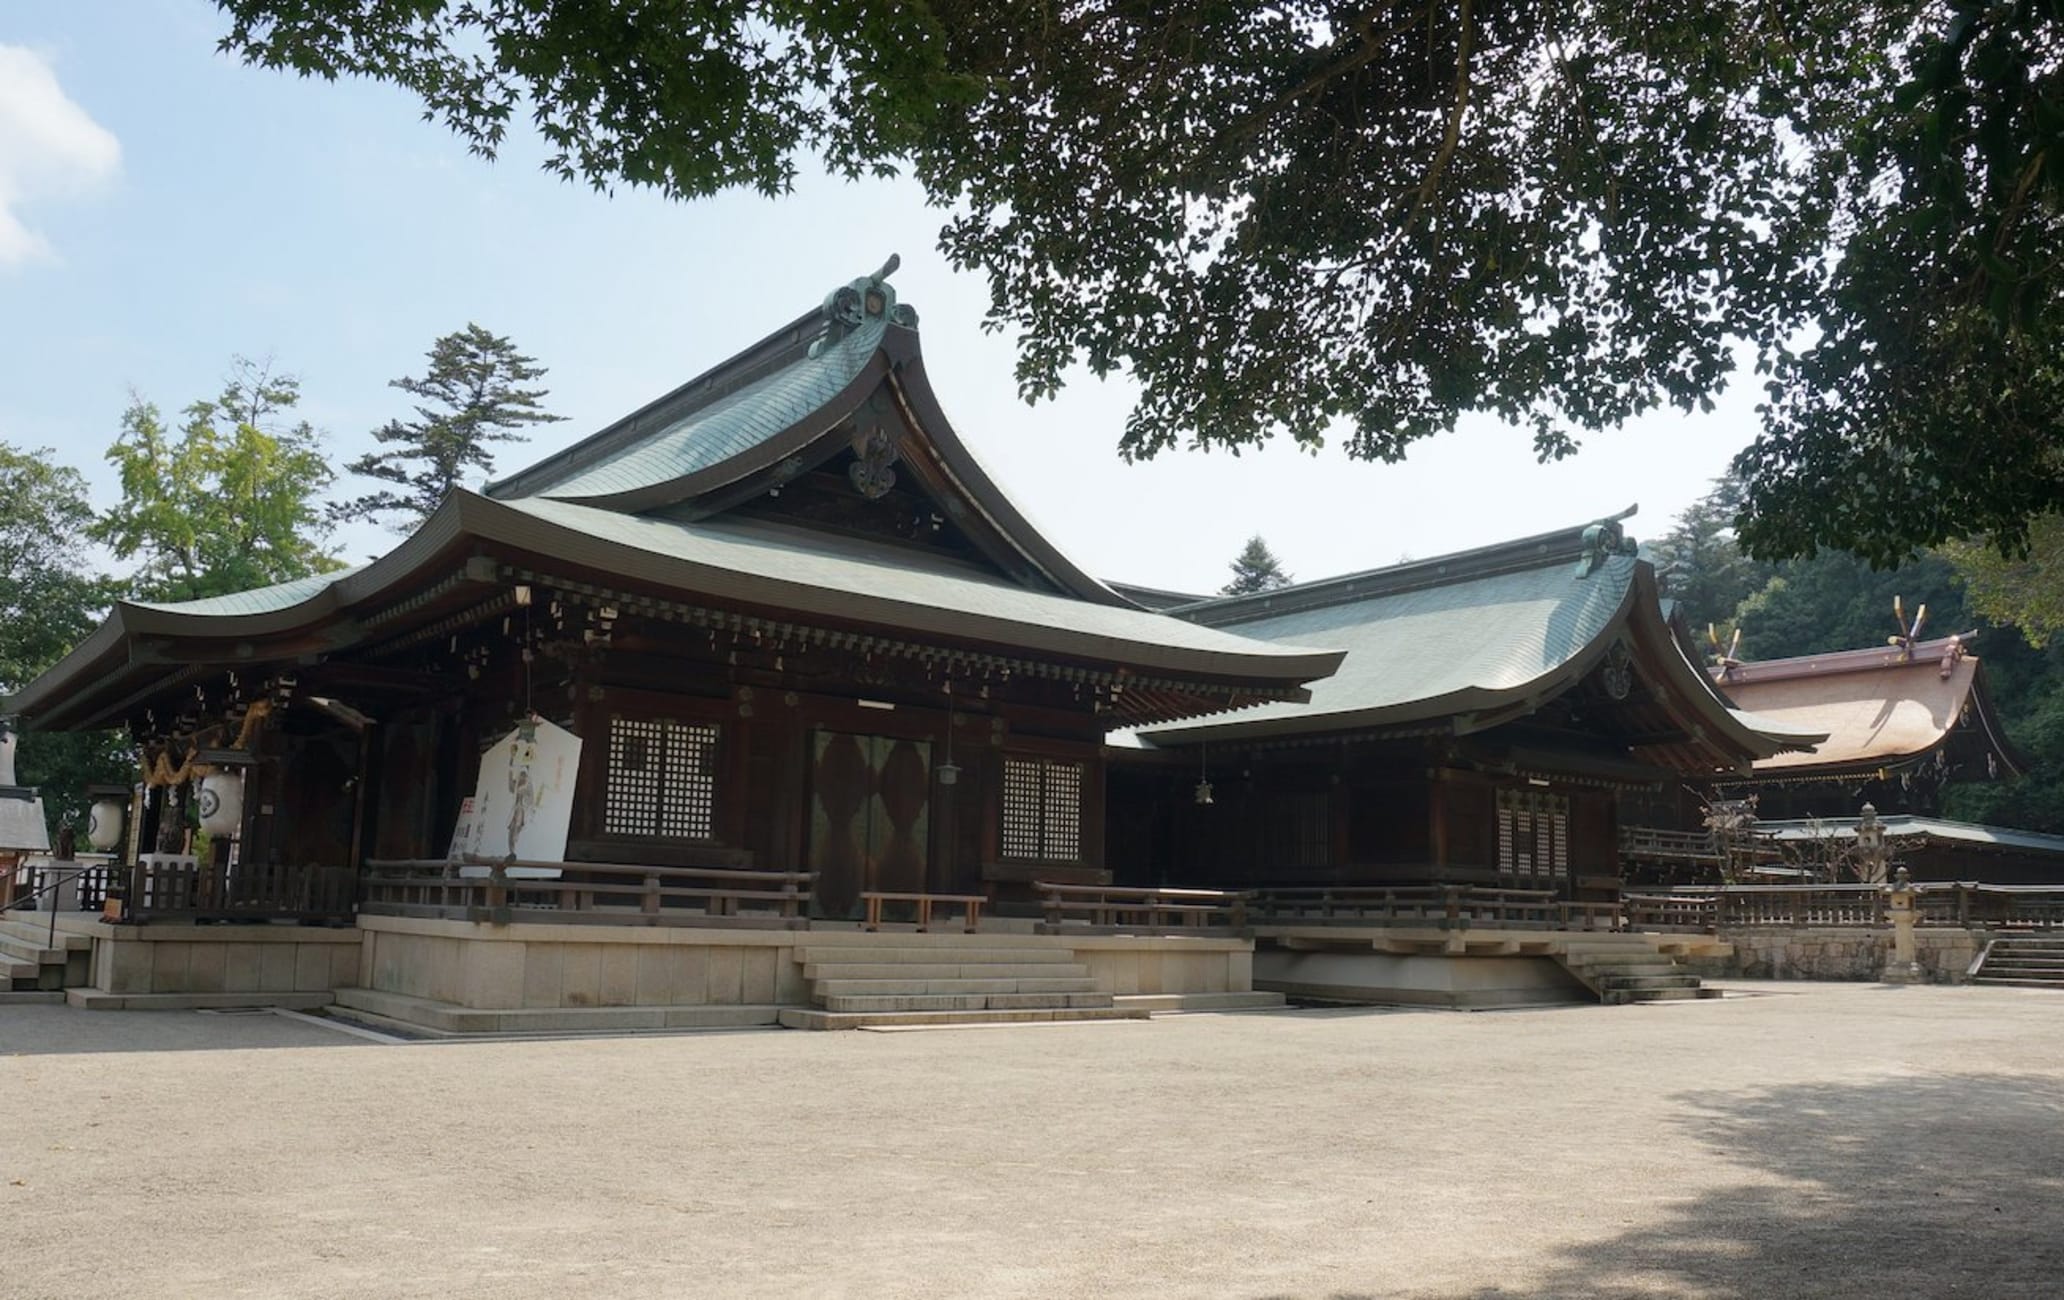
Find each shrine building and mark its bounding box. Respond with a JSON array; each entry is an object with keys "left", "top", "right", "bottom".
[{"left": 3, "top": 260, "right": 1849, "bottom": 1022}]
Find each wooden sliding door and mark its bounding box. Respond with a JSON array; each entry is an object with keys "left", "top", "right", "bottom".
[{"left": 807, "top": 730, "right": 931, "bottom": 918}]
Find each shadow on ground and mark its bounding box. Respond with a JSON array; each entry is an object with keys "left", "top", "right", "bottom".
[
  {"left": 0, "top": 1005, "right": 370, "bottom": 1055},
  {"left": 1450, "top": 1071, "right": 2064, "bottom": 1299}
]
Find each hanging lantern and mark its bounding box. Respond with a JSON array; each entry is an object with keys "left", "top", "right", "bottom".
[
  {"left": 197, "top": 771, "right": 244, "bottom": 838},
  {"left": 86, "top": 797, "right": 126, "bottom": 852}
]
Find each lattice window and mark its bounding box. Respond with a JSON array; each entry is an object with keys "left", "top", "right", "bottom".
[
  {"left": 1002, "top": 756, "right": 1084, "bottom": 862},
  {"left": 604, "top": 717, "right": 719, "bottom": 840},
  {"left": 1496, "top": 788, "right": 1569, "bottom": 886}
]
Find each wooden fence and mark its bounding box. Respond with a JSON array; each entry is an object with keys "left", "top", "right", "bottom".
[
  {"left": 1249, "top": 882, "right": 2064, "bottom": 934},
  {"left": 359, "top": 857, "right": 816, "bottom": 928},
  {"left": 1035, "top": 883, "right": 1251, "bottom": 934},
  {"left": 1250, "top": 885, "right": 1620, "bottom": 932},
  {"left": 128, "top": 859, "right": 357, "bottom": 924}
]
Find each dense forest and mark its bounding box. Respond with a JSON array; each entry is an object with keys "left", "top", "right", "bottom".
[{"left": 1651, "top": 477, "right": 2064, "bottom": 833}]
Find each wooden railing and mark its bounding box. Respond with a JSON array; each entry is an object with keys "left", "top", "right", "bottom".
[
  {"left": 1618, "top": 826, "right": 1725, "bottom": 863},
  {"left": 1249, "top": 885, "right": 1618, "bottom": 932},
  {"left": 1916, "top": 884, "right": 2064, "bottom": 930},
  {"left": 1244, "top": 881, "right": 2064, "bottom": 935},
  {"left": 1623, "top": 893, "right": 1719, "bottom": 932},
  {"left": 1711, "top": 884, "right": 1888, "bottom": 928},
  {"left": 128, "top": 859, "right": 357, "bottom": 924},
  {"left": 1036, "top": 883, "right": 1250, "bottom": 934},
  {"left": 359, "top": 857, "right": 816, "bottom": 928}
]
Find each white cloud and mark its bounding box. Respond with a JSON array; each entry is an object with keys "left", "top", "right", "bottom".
[{"left": 0, "top": 44, "right": 120, "bottom": 267}]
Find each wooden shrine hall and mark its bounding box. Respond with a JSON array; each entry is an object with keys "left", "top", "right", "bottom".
[
  {"left": 2, "top": 260, "right": 1350, "bottom": 1026},
  {"left": 3, "top": 260, "right": 1851, "bottom": 1024}
]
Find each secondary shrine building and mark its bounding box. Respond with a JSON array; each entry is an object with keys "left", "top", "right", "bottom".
[{"left": 1103, "top": 517, "right": 1821, "bottom": 899}]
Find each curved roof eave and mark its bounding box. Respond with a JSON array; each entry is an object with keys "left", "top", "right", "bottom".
[
  {"left": 4, "top": 501, "right": 477, "bottom": 723},
  {"left": 8, "top": 491, "right": 1340, "bottom": 726},
  {"left": 1140, "top": 563, "right": 1797, "bottom": 765},
  {"left": 882, "top": 338, "right": 1133, "bottom": 608},
  {"left": 472, "top": 494, "right": 1340, "bottom": 680}
]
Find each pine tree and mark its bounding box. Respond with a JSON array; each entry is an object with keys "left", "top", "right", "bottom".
[
  {"left": 1648, "top": 473, "right": 1775, "bottom": 635},
  {"left": 1222, "top": 536, "right": 1292, "bottom": 596},
  {"left": 334, "top": 325, "right": 564, "bottom": 529}
]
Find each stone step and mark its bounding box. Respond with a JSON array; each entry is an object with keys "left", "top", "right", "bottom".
[
  {"left": 1597, "top": 974, "right": 1702, "bottom": 991},
  {"left": 0, "top": 931, "right": 68, "bottom": 966},
  {"left": 802, "top": 961, "right": 1092, "bottom": 982},
  {"left": 1605, "top": 986, "right": 1703, "bottom": 1004},
  {"left": 812, "top": 976, "right": 1101, "bottom": 998},
  {"left": 0, "top": 917, "right": 93, "bottom": 951},
  {"left": 0, "top": 989, "right": 64, "bottom": 1005},
  {"left": 4, "top": 957, "right": 48, "bottom": 990},
  {"left": 779, "top": 1005, "right": 1150, "bottom": 1031},
  {"left": 1984, "top": 954, "right": 2064, "bottom": 966},
  {"left": 1568, "top": 959, "right": 1683, "bottom": 977},
  {"left": 794, "top": 946, "right": 1078, "bottom": 967},
  {"left": 1113, "top": 991, "right": 1287, "bottom": 1013},
  {"left": 1971, "top": 976, "right": 2064, "bottom": 990},
  {"left": 817, "top": 992, "right": 1114, "bottom": 1013}
]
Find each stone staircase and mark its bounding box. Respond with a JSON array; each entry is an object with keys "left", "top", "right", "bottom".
[
  {"left": 1552, "top": 934, "right": 1719, "bottom": 1005},
  {"left": 778, "top": 937, "right": 1151, "bottom": 1030},
  {"left": 0, "top": 912, "right": 92, "bottom": 997},
  {"left": 1971, "top": 936, "right": 2064, "bottom": 989}
]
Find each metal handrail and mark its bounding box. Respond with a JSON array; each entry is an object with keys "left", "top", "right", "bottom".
[{"left": 0, "top": 861, "right": 92, "bottom": 952}]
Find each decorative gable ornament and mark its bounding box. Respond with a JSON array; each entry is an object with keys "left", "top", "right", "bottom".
[
  {"left": 848, "top": 425, "right": 900, "bottom": 499},
  {"left": 812, "top": 253, "right": 919, "bottom": 358},
  {"left": 1574, "top": 518, "right": 1639, "bottom": 578},
  {"left": 1603, "top": 640, "right": 1635, "bottom": 701}
]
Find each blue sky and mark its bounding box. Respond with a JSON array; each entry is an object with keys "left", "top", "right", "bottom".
[{"left": 1, "top": 1, "right": 1759, "bottom": 594}]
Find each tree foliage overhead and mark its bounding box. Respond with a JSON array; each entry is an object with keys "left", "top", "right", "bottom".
[
  {"left": 92, "top": 358, "right": 341, "bottom": 602},
  {"left": 1945, "top": 514, "right": 2064, "bottom": 648},
  {"left": 0, "top": 445, "right": 116, "bottom": 697},
  {"left": 334, "top": 324, "right": 564, "bottom": 530},
  {"left": 0, "top": 443, "right": 134, "bottom": 831},
  {"left": 1223, "top": 535, "right": 1294, "bottom": 596},
  {"left": 215, "top": 1, "right": 2064, "bottom": 564}
]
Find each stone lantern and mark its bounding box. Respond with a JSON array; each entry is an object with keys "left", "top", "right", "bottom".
[{"left": 1856, "top": 802, "right": 1887, "bottom": 884}]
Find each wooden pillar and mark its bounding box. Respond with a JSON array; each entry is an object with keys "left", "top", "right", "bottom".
[{"left": 1428, "top": 769, "right": 1450, "bottom": 882}]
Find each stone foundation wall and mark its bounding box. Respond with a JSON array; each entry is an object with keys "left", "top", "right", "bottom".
[
  {"left": 1686, "top": 927, "right": 1984, "bottom": 984},
  {"left": 358, "top": 916, "right": 806, "bottom": 1009},
  {"left": 1069, "top": 935, "right": 1252, "bottom": 997},
  {"left": 90, "top": 924, "right": 362, "bottom": 996},
  {"left": 357, "top": 916, "right": 1259, "bottom": 1010}
]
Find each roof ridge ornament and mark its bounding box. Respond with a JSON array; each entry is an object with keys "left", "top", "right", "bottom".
[
  {"left": 1574, "top": 517, "right": 1638, "bottom": 578},
  {"left": 811, "top": 254, "right": 919, "bottom": 357}
]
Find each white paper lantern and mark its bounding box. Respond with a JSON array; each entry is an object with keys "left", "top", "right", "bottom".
[
  {"left": 86, "top": 797, "right": 126, "bottom": 852},
  {"left": 197, "top": 772, "right": 244, "bottom": 838}
]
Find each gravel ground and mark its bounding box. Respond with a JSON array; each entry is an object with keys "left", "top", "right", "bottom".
[{"left": 3, "top": 981, "right": 2061, "bottom": 1299}]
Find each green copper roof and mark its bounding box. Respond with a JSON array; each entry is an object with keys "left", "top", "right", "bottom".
[
  {"left": 524, "top": 317, "right": 887, "bottom": 501},
  {"left": 501, "top": 496, "right": 1338, "bottom": 675},
  {"left": 131, "top": 568, "right": 359, "bottom": 617},
  {"left": 1139, "top": 551, "right": 1639, "bottom": 742}
]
